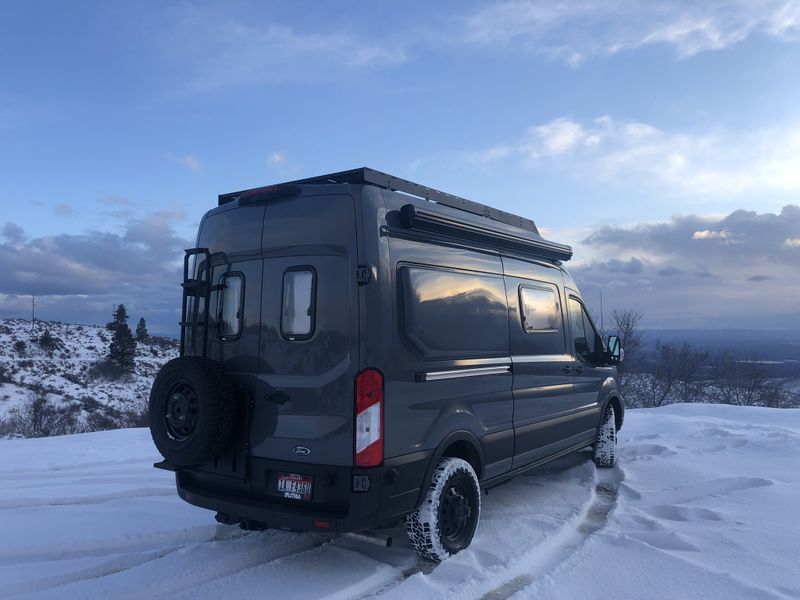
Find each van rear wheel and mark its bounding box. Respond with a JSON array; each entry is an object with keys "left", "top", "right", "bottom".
[
  {"left": 149, "top": 356, "right": 236, "bottom": 467},
  {"left": 405, "top": 457, "right": 481, "bottom": 562}
]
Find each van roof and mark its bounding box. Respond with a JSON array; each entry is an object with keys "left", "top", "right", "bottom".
[{"left": 218, "top": 167, "right": 537, "bottom": 233}]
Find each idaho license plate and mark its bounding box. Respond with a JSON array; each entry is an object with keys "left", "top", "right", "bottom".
[{"left": 277, "top": 472, "right": 313, "bottom": 501}]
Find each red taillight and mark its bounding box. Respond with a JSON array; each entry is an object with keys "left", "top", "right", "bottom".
[
  {"left": 314, "top": 520, "right": 331, "bottom": 529},
  {"left": 355, "top": 368, "right": 383, "bottom": 467}
]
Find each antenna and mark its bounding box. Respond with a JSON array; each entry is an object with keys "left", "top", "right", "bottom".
[{"left": 600, "top": 290, "right": 604, "bottom": 333}]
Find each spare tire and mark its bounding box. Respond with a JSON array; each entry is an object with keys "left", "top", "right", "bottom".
[{"left": 149, "top": 356, "right": 237, "bottom": 467}]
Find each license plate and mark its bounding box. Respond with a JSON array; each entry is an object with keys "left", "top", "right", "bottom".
[{"left": 277, "top": 472, "right": 313, "bottom": 501}]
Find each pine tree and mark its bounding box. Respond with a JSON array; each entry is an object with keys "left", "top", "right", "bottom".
[
  {"left": 135, "top": 317, "right": 148, "bottom": 341},
  {"left": 107, "top": 304, "right": 136, "bottom": 373},
  {"left": 111, "top": 305, "right": 129, "bottom": 330},
  {"left": 105, "top": 304, "right": 119, "bottom": 331}
]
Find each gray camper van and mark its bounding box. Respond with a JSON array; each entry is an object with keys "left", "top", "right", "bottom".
[{"left": 149, "top": 168, "right": 624, "bottom": 561}]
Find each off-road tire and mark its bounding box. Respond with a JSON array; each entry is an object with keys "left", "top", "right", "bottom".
[
  {"left": 593, "top": 404, "right": 617, "bottom": 468},
  {"left": 149, "top": 356, "right": 236, "bottom": 467},
  {"left": 406, "top": 457, "right": 481, "bottom": 562}
]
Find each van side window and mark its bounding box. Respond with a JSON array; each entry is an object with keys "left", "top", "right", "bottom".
[
  {"left": 568, "top": 297, "right": 597, "bottom": 360},
  {"left": 281, "top": 268, "right": 316, "bottom": 340},
  {"left": 400, "top": 265, "right": 508, "bottom": 358},
  {"left": 519, "top": 285, "right": 559, "bottom": 332},
  {"left": 218, "top": 273, "right": 244, "bottom": 339}
]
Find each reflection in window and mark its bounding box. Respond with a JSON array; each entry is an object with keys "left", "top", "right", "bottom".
[
  {"left": 219, "top": 274, "right": 243, "bottom": 338},
  {"left": 282, "top": 269, "right": 315, "bottom": 340},
  {"left": 519, "top": 286, "right": 559, "bottom": 332},
  {"left": 400, "top": 266, "right": 508, "bottom": 357}
]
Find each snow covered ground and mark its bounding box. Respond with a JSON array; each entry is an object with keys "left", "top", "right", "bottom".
[
  {"left": 0, "top": 318, "right": 177, "bottom": 423},
  {"left": 1, "top": 404, "right": 798, "bottom": 599}
]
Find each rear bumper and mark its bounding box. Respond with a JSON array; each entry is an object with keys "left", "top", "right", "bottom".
[{"left": 171, "top": 452, "right": 430, "bottom": 533}]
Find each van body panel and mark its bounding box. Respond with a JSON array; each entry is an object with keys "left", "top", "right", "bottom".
[{"left": 380, "top": 189, "right": 514, "bottom": 480}]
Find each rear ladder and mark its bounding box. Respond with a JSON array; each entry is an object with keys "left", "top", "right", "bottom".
[{"left": 179, "top": 248, "right": 212, "bottom": 357}]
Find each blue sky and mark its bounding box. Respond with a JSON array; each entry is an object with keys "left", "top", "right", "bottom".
[{"left": 1, "top": 1, "right": 799, "bottom": 332}]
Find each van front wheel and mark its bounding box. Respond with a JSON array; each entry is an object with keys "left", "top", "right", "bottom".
[
  {"left": 593, "top": 404, "right": 617, "bottom": 468},
  {"left": 405, "top": 457, "right": 481, "bottom": 562}
]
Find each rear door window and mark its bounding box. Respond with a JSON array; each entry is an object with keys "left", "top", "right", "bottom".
[
  {"left": 281, "top": 268, "right": 316, "bottom": 340},
  {"left": 218, "top": 273, "right": 244, "bottom": 339}
]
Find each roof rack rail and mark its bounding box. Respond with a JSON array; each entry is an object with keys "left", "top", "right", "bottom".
[{"left": 219, "top": 167, "right": 538, "bottom": 234}]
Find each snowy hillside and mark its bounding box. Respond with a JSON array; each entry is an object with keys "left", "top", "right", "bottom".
[
  {"left": 0, "top": 404, "right": 797, "bottom": 599},
  {"left": 0, "top": 319, "right": 178, "bottom": 431}
]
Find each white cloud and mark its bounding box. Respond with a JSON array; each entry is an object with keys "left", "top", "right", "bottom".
[
  {"left": 167, "top": 9, "right": 408, "bottom": 90},
  {"left": 461, "top": 1, "right": 800, "bottom": 65},
  {"left": 267, "top": 151, "right": 286, "bottom": 168},
  {"left": 164, "top": 153, "right": 202, "bottom": 173},
  {"left": 692, "top": 230, "right": 732, "bottom": 240},
  {"left": 784, "top": 238, "right": 800, "bottom": 247},
  {"left": 530, "top": 118, "right": 587, "bottom": 156},
  {"left": 470, "top": 116, "right": 800, "bottom": 197},
  {"left": 574, "top": 205, "right": 800, "bottom": 327}
]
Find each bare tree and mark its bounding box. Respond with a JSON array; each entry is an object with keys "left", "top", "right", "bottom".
[
  {"left": 707, "top": 352, "right": 778, "bottom": 407},
  {"left": 609, "top": 308, "right": 644, "bottom": 373},
  {"left": 674, "top": 342, "right": 709, "bottom": 403},
  {"left": 606, "top": 308, "right": 645, "bottom": 399},
  {"left": 641, "top": 341, "right": 681, "bottom": 407}
]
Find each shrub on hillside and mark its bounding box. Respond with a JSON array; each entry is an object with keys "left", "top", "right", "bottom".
[
  {"left": 149, "top": 335, "right": 178, "bottom": 351},
  {"left": 36, "top": 328, "right": 60, "bottom": 356},
  {"left": 9, "top": 386, "right": 83, "bottom": 438},
  {"left": 87, "top": 359, "right": 125, "bottom": 381}
]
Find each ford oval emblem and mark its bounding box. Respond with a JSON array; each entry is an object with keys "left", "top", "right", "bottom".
[{"left": 293, "top": 445, "right": 311, "bottom": 456}]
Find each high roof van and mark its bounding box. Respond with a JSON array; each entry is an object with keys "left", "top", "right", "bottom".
[{"left": 149, "top": 168, "right": 625, "bottom": 561}]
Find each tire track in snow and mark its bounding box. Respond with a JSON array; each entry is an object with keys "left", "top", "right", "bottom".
[
  {"left": 479, "top": 466, "right": 621, "bottom": 600},
  {"left": 0, "top": 487, "right": 176, "bottom": 509},
  {"left": 0, "top": 524, "right": 231, "bottom": 564},
  {"left": 358, "top": 560, "right": 436, "bottom": 598},
  {"left": 170, "top": 539, "right": 402, "bottom": 600},
  {"left": 0, "top": 546, "right": 183, "bottom": 597},
  {"left": 0, "top": 457, "right": 156, "bottom": 477},
  {"left": 4, "top": 530, "right": 330, "bottom": 599}
]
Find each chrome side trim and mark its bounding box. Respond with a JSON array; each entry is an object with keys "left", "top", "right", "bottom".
[
  {"left": 422, "top": 365, "right": 511, "bottom": 382},
  {"left": 512, "top": 354, "right": 573, "bottom": 363}
]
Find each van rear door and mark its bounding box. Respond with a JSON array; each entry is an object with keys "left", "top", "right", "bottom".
[{"left": 250, "top": 192, "right": 359, "bottom": 467}]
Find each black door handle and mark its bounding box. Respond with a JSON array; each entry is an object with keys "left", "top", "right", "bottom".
[
  {"left": 575, "top": 366, "right": 584, "bottom": 375},
  {"left": 562, "top": 365, "right": 571, "bottom": 374}
]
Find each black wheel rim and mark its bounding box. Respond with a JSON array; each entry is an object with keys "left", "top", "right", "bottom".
[
  {"left": 439, "top": 478, "right": 474, "bottom": 546},
  {"left": 164, "top": 382, "right": 199, "bottom": 441}
]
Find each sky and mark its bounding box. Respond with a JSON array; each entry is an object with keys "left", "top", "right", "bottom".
[{"left": 1, "top": 0, "right": 799, "bottom": 333}]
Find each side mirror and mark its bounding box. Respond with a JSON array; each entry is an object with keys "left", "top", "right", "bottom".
[{"left": 606, "top": 335, "right": 623, "bottom": 365}]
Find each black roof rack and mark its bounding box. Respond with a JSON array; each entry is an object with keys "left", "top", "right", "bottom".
[{"left": 219, "top": 167, "right": 538, "bottom": 234}]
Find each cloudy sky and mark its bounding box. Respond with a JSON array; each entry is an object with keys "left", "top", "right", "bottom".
[{"left": 1, "top": 1, "right": 799, "bottom": 332}]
